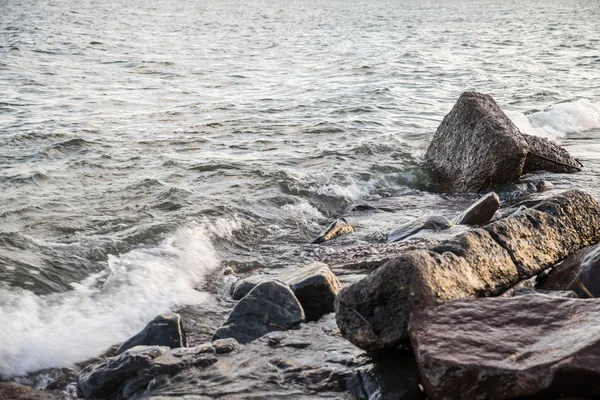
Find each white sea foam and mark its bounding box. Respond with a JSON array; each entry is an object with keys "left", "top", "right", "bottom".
[
  {"left": 0, "top": 224, "right": 222, "bottom": 378},
  {"left": 506, "top": 100, "right": 600, "bottom": 140},
  {"left": 281, "top": 201, "right": 323, "bottom": 220}
]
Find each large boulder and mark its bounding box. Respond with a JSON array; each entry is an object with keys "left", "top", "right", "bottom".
[
  {"left": 537, "top": 243, "right": 600, "bottom": 297},
  {"left": 336, "top": 190, "right": 600, "bottom": 351},
  {"left": 386, "top": 215, "right": 451, "bottom": 243},
  {"left": 425, "top": 92, "right": 529, "bottom": 193},
  {"left": 284, "top": 262, "right": 341, "bottom": 322},
  {"left": 214, "top": 280, "right": 305, "bottom": 344},
  {"left": 452, "top": 192, "right": 499, "bottom": 226},
  {"left": 522, "top": 133, "right": 582, "bottom": 174},
  {"left": 409, "top": 295, "right": 600, "bottom": 400},
  {"left": 116, "top": 313, "right": 187, "bottom": 355}
]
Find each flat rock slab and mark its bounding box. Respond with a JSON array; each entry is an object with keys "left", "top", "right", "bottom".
[
  {"left": 336, "top": 190, "right": 600, "bottom": 351},
  {"left": 214, "top": 280, "right": 305, "bottom": 344},
  {"left": 409, "top": 295, "right": 600, "bottom": 400},
  {"left": 386, "top": 215, "right": 451, "bottom": 243},
  {"left": 522, "top": 133, "right": 582, "bottom": 174},
  {"left": 452, "top": 192, "right": 499, "bottom": 226},
  {"left": 117, "top": 313, "right": 187, "bottom": 355},
  {"left": 425, "top": 92, "right": 528, "bottom": 193}
]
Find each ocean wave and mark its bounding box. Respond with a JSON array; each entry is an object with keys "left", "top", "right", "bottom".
[
  {"left": 0, "top": 224, "right": 221, "bottom": 378},
  {"left": 507, "top": 99, "right": 600, "bottom": 140}
]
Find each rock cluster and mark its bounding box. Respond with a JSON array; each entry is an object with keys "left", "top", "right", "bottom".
[{"left": 336, "top": 190, "right": 600, "bottom": 350}]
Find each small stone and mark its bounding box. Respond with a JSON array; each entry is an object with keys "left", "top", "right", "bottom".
[
  {"left": 536, "top": 180, "right": 554, "bottom": 192},
  {"left": 213, "top": 338, "right": 240, "bottom": 354},
  {"left": 311, "top": 218, "right": 355, "bottom": 244},
  {"left": 452, "top": 192, "right": 500, "bottom": 226},
  {"left": 222, "top": 267, "right": 235, "bottom": 276},
  {"left": 116, "top": 313, "right": 187, "bottom": 355}
]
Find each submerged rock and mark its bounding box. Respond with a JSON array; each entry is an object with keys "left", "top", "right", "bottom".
[
  {"left": 311, "top": 218, "right": 355, "bottom": 244},
  {"left": 284, "top": 262, "right": 341, "bottom": 322},
  {"left": 336, "top": 190, "right": 600, "bottom": 351},
  {"left": 77, "top": 345, "right": 169, "bottom": 398},
  {"left": 0, "top": 382, "right": 55, "bottom": 399},
  {"left": 512, "top": 287, "right": 578, "bottom": 298},
  {"left": 116, "top": 313, "right": 187, "bottom": 355},
  {"left": 537, "top": 243, "right": 600, "bottom": 298},
  {"left": 214, "top": 280, "right": 305, "bottom": 344},
  {"left": 522, "top": 133, "right": 582, "bottom": 174},
  {"left": 386, "top": 215, "right": 451, "bottom": 243},
  {"left": 346, "top": 349, "right": 425, "bottom": 400},
  {"left": 425, "top": 92, "right": 528, "bottom": 193},
  {"left": 452, "top": 192, "right": 500, "bottom": 225},
  {"left": 409, "top": 295, "right": 600, "bottom": 399}
]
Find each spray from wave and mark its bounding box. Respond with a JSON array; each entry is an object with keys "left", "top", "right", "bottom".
[
  {"left": 0, "top": 224, "right": 223, "bottom": 378},
  {"left": 506, "top": 99, "right": 600, "bottom": 140}
]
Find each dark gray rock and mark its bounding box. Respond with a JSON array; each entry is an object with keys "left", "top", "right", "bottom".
[
  {"left": 230, "top": 275, "right": 266, "bottom": 300},
  {"left": 214, "top": 280, "right": 305, "bottom": 344},
  {"left": 77, "top": 345, "right": 169, "bottom": 398},
  {"left": 537, "top": 243, "right": 600, "bottom": 298},
  {"left": 117, "top": 313, "right": 187, "bottom": 355},
  {"left": 346, "top": 349, "right": 425, "bottom": 400},
  {"left": 522, "top": 133, "right": 582, "bottom": 174},
  {"left": 336, "top": 190, "right": 600, "bottom": 351},
  {"left": 425, "top": 92, "right": 529, "bottom": 193},
  {"left": 452, "top": 192, "right": 499, "bottom": 226},
  {"left": 139, "top": 314, "right": 367, "bottom": 399},
  {"left": 311, "top": 218, "right": 355, "bottom": 244},
  {"left": 409, "top": 295, "right": 600, "bottom": 400},
  {"left": 284, "top": 262, "right": 341, "bottom": 321},
  {"left": 386, "top": 215, "right": 451, "bottom": 243}
]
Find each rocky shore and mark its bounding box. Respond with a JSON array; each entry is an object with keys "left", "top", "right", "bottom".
[{"left": 7, "top": 92, "right": 600, "bottom": 400}]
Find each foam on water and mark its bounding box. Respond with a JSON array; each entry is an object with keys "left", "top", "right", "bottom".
[
  {"left": 507, "top": 100, "right": 600, "bottom": 140},
  {"left": 0, "top": 224, "right": 221, "bottom": 378}
]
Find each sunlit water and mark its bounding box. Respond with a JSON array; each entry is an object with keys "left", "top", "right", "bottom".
[{"left": 1, "top": 0, "right": 600, "bottom": 377}]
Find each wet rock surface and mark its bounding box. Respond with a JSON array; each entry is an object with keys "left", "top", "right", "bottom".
[
  {"left": 0, "top": 382, "right": 56, "bottom": 399},
  {"left": 452, "top": 192, "right": 499, "bottom": 226},
  {"left": 409, "top": 295, "right": 600, "bottom": 400},
  {"left": 117, "top": 313, "right": 187, "bottom": 355},
  {"left": 336, "top": 190, "right": 600, "bottom": 351},
  {"left": 386, "top": 214, "right": 451, "bottom": 243},
  {"left": 537, "top": 242, "right": 600, "bottom": 297},
  {"left": 77, "top": 345, "right": 170, "bottom": 398},
  {"left": 284, "top": 262, "right": 341, "bottom": 322},
  {"left": 311, "top": 218, "right": 355, "bottom": 244},
  {"left": 214, "top": 280, "right": 305, "bottom": 344},
  {"left": 522, "top": 133, "right": 583, "bottom": 174},
  {"left": 425, "top": 92, "right": 529, "bottom": 193},
  {"left": 138, "top": 314, "right": 420, "bottom": 400}
]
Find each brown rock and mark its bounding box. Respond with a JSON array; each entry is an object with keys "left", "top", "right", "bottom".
[
  {"left": 425, "top": 92, "right": 528, "bottom": 193},
  {"left": 452, "top": 192, "right": 500, "bottom": 225},
  {"left": 409, "top": 295, "right": 600, "bottom": 400}
]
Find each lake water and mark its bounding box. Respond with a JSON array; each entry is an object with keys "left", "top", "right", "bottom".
[{"left": 1, "top": 0, "right": 600, "bottom": 377}]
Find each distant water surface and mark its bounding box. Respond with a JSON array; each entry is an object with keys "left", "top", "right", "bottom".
[{"left": 1, "top": 0, "right": 600, "bottom": 376}]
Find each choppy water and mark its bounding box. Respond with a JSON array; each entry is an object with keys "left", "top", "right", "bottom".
[{"left": 1, "top": 0, "right": 600, "bottom": 378}]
